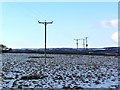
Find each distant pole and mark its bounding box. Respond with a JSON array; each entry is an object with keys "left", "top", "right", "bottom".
[
  {"left": 83, "top": 39, "right": 85, "bottom": 49},
  {"left": 74, "top": 39, "right": 80, "bottom": 49},
  {"left": 38, "top": 20, "right": 53, "bottom": 64},
  {"left": 80, "top": 39, "right": 85, "bottom": 49},
  {"left": 85, "top": 37, "right": 88, "bottom": 49}
]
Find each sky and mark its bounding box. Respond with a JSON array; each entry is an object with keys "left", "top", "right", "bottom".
[{"left": 0, "top": 2, "right": 119, "bottom": 49}]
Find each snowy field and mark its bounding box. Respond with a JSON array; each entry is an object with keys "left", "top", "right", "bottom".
[{"left": 1, "top": 53, "right": 119, "bottom": 89}]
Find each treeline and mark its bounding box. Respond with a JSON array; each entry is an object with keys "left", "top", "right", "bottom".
[
  {"left": 0, "top": 44, "right": 119, "bottom": 56},
  {"left": 6, "top": 48, "right": 120, "bottom": 56}
]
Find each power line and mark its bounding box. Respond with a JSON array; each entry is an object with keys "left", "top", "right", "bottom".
[{"left": 38, "top": 20, "right": 53, "bottom": 64}]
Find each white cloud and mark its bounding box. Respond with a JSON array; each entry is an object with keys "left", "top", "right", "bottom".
[
  {"left": 100, "top": 19, "right": 119, "bottom": 44},
  {"left": 111, "top": 32, "right": 119, "bottom": 43},
  {"left": 100, "top": 19, "right": 118, "bottom": 28},
  {"left": 111, "top": 19, "right": 118, "bottom": 28}
]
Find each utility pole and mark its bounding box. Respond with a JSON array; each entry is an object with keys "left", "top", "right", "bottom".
[
  {"left": 74, "top": 39, "right": 80, "bottom": 49},
  {"left": 82, "top": 39, "right": 85, "bottom": 49},
  {"left": 38, "top": 20, "right": 53, "bottom": 64},
  {"left": 85, "top": 37, "right": 88, "bottom": 49},
  {"left": 80, "top": 39, "right": 85, "bottom": 49}
]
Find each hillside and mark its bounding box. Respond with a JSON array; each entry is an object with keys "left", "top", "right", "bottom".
[{"left": 2, "top": 47, "right": 119, "bottom": 56}]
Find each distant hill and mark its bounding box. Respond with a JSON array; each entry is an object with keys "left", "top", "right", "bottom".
[{"left": 3, "top": 47, "right": 119, "bottom": 56}]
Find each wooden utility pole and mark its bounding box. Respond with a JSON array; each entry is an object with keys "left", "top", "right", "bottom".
[
  {"left": 85, "top": 37, "right": 88, "bottom": 49},
  {"left": 74, "top": 39, "right": 80, "bottom": 49},
  {"left": 38, "top": 20, "right": 53, "bottom": 64}
]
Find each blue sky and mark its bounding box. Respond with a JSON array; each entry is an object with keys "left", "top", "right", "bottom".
[{"left": 1, "top": 2, "right": 118, "bottom": 48}]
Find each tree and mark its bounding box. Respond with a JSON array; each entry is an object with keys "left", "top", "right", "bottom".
[{"left": 0, "top": 44, "right": 8, "bottom": 51}]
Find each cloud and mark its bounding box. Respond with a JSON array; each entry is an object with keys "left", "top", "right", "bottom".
[
  {"left": 100, "top": 19, "right": 118, "bottom": 28},
  {"left": 100, "top": 19, "right": 119, "bottom": 43},
  {"left": 111, "top": 32, "right": 119, "bottom": 43}
]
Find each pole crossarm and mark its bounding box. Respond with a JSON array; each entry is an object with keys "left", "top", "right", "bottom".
[
  {"left": 74, "top": 39, "right": 80, "bottom": 41},
  {"left": 38, "top": 21, "right": 53, "bottom": 24},
  {"left": 38, "top": 21, "right": 45, "bottom": 24},
  {"left": 46, "top": 21, "right": 53, "bottom": 24}
]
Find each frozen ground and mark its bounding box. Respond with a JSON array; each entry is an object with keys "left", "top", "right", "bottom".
[{"left": 1, "top": 53, "right": 119, "bottom": 89}]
